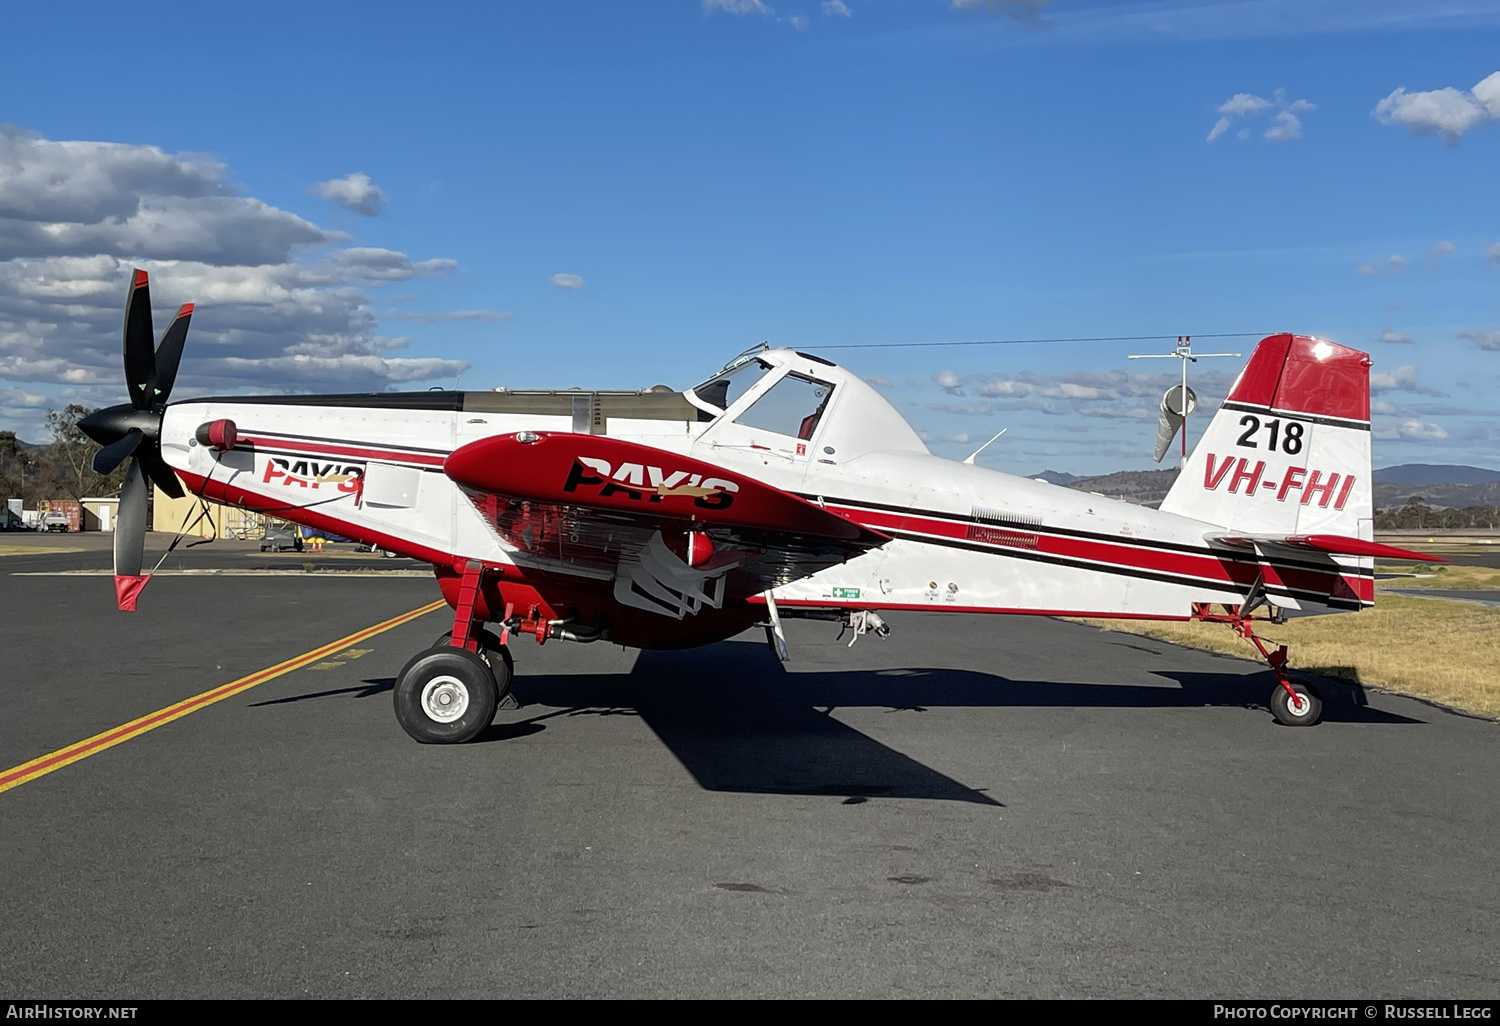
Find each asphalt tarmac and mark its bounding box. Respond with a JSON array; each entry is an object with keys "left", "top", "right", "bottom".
[
  {"left": 0, "top": 531, "right": 424, "bottom": 574},
  {"left": 1, "top": 552, "right": 1497, "bottom": 999}
]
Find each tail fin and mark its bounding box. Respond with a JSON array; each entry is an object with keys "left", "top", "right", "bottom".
[{"left": 1160, "top": 334, "right": 1372, "bottom": 538}]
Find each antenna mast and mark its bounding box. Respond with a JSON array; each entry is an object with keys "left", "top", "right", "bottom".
[{"left": 1127, "top": 336, "right": 1240, "bottom": 467}]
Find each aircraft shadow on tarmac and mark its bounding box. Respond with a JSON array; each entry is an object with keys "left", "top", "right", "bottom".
[{"left": 257, "top": 637, "right": 1421, "bottom": 805}]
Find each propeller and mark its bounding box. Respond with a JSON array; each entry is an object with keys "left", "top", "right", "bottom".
[
  {"left": 1151, "top": 384, "right": 1197, "bottom": 463},
  {"left": 79, "top": 269, "right": 195, "bottom": 610}
]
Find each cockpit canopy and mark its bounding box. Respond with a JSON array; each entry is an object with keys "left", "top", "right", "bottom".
[{"left": 688, "top": 347, "right": 927, "bottom": 462}]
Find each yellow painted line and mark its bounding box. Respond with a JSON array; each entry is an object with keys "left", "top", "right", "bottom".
[{"left": 0, "top": 599, "right": 447, "bottom": 796}]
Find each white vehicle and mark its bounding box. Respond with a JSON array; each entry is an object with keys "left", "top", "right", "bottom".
[{"left": 82, "top": 270, "right": 1442, "bottom": 742}]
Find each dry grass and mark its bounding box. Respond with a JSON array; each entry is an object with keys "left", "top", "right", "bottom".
[
  {"left": 1076, "top": 595, "right": 1500, "bottom": 721},
  {"left": 0, "top": 545, "right": 83, "bottom": 557}
]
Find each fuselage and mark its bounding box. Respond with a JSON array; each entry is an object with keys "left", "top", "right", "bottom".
[{"left": 160, "top": 348, "right": 1371, "bottom": 649}]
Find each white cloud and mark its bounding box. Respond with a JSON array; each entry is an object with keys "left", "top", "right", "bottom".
[
  {"left": 0, "top": 126, "right": 467, "bottom": 432},
  {"left": 950, "top": 0, "right": 1052, "bottom": 20},
  {"left": 787, "top": 13, "right": 808, "bottom": 29},
  {"left": 1396, "top": 419, "right": 1449, "bottom": 440},
  {"left": 1378, "top": 329, "right": 1414, "bottom": 344},
  {"left": 550, "top": 273, "right": 585, "bottom": 290},
  {"left": 1207, "top": 88, "right": 1314, "bottom": 143},
  {"left": 1429, "top": 240, "right": 1456, "bottom": 264},
  {"left": 388, "top": 310, "right": 513, "bottom": 324},
  {"left": 865, "top": 375, "right": 892, "bottom": 387},
  {"left": 704, "top": 0, "right": 773, "bottom": 14},
  {"left": 310, "top": 173, "right": 388, "bottom": 217},
  {"left": 1356, "top": 255, "right": 1408, "bottom": 278},
  {"left": 822, "top": 0, "right": 851, "bottom": 15},
  {"left": 1218, "top": 93, "right": 1271, "bottom": 118},
  {"left": 1369, "top": 364, "right": 1447, "bottom": 396},
  {"left": 1374, "top": 71, "right": 1500, "bottom": 145},
  {"left": 1459, "top": 329, "right": 1500, "bottom": 351},
  {"left": 928, "top": 367, "right": 1237, "bottom": 423},
  {"left": 1487, "top": 242, "right": 1500, "bottom": 267},
  {"left": 1264, "top": 110, "right": 1303, "bottom": 142},
  {"left": 0, "top": 125, "right": 333, "bottom": 266}
]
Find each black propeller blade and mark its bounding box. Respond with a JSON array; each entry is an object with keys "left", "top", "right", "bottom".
[
  {"left": 83, "top": 269, "right": 196, "bottom": 607},
  {"left": 139, "top": 448, "right": 184, "bottom": 499},
  {"left": 153, "top": 302, "right": 193, "bottom": 403},
  {"left": 92, "top": 427, "right": 144, "bottom": 475},
  {"left": 114, "top": 459, "right": 147, "bottom": 580},
  {"left": 123, "top": 269, "right": 157, "bottom": 411}
]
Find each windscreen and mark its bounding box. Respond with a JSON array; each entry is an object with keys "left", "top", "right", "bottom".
[
  {"left": 691, "top": 358, "right": 773, "bottom": 413},
  {"left": 734, "top": 373, "right": 834, "bottom": 440}
]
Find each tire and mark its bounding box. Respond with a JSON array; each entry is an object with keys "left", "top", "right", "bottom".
[
  {"left": 393, "top": 646, "right": 499, "bottom": 744},
  {"left": 1270, "top": 679, "right": 1322, "bottom": 727},
  {"left": 430, "top": 630, "right": 514, "bottom": 701}
]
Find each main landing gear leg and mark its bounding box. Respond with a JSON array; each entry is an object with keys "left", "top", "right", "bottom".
[
  {"left": 1193, "top": 604, "right": 1323, "bottom": 727},
  {"left": 393, "top": 561, "right": 514, "bottom": 744}
]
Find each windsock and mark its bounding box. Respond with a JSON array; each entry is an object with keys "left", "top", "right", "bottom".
[{"left": 1152, "top": 384, "right": 1197, "bottom": 463}]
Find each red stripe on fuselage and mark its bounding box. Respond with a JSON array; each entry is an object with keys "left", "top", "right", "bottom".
[{"left": 824, "top": 502, "right": 1370, "bottom": 607}]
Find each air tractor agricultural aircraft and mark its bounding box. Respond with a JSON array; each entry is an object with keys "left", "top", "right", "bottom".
[{"left": 81, "top": 270, "right": 1443, "bottom": 741}]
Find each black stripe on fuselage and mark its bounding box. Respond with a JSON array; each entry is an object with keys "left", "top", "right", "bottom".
[
  {"left": 806, "top": 494, "right": 1374, "bottom": 579},
  {"left": 245, "top": 427, "right": 451, "bottom": 456},
  {"left": 183, "top": 390, "right": 465, "bottom": 411}
]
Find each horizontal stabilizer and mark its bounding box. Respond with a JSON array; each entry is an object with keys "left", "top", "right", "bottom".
[{"left": 1206, "top": 533, "right": 1448, "bottom": 563}]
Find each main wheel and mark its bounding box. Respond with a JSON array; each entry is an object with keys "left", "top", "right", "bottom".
[
  {"left": 393, "top": 646, "right": 499, "bottom": 744},
  {"left": 430, "top": 630, "right": 514, "bottom": 701},
  {"left": 1269, "top": 679, "right": 1322, "bottom": 727}
]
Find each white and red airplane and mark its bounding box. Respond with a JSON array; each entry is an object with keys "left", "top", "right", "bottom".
[{"left": 82, "top": 270, "right": 1442, "bottom": 741}]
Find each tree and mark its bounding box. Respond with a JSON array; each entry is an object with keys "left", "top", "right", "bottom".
[{"left": 43, "top": 405, "right": 127, "bottom": 500}]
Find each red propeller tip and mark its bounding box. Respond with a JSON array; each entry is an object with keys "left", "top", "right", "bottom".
[
  {"left": 133, "top": 269, "right": 149, "bottom": 287},
  {"left": 178, "top": 303, "right": 194, "bottom": 317}
]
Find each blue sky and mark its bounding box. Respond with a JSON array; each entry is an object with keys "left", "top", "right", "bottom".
[{"left": 1, "top": 0, "right": 1498, "bottom": 475}]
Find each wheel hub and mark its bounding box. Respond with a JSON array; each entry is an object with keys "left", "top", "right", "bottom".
[
  {"left": 1286, "top": 690, "right": 1308, "bottom": 716},
  {"left": 420, "top": 675, "right": 470, "bottom": 722}
]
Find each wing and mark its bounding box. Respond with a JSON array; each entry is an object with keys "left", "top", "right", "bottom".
[{"left": 444, "top": 432, "right": 889, "bottom": 618}]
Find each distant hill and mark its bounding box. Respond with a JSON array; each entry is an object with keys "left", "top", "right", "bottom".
[
  {"left": 1065, "top": 468, "right": 1180, "bottom": 505},
  {"left": 1375, "top": 464, "right": 1500, "bottom": 486},
  {"left": 1375, "top": 481, "right": 1500, "bottom": 510},
  {"left": 1029, "top": 470, "right": 1081, "bottom": 485}
]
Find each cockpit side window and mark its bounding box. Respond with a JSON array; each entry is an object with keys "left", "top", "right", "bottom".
[
  {"left": 691, "top": 358, "right": 772, "bottom": 413},
  {"left": 733, "top": 373, "right": 835, "bottom": 440}
]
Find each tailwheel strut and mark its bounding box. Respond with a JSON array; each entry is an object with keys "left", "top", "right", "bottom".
[{"left": 1192, "top": 604, "right": 1323, "bottom": 727}]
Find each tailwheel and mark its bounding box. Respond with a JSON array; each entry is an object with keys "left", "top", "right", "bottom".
[
  {"left": 393, "top": 646, "right": 499, "bottom": 744},
  {"left": 1269, "top": 679, "right": 1323, "bottom": 727}
]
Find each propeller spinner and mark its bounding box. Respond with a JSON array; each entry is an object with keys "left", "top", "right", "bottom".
[{"left": 79, "top": 269, "right": 195, "bottom": 610}]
